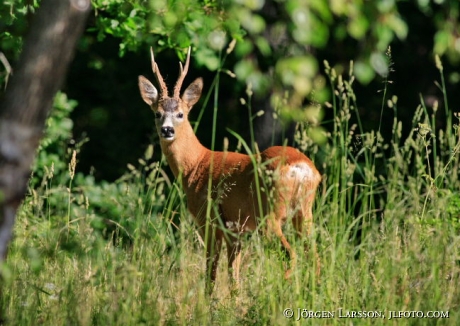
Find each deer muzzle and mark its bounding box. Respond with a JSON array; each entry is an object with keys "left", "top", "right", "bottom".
[{"left": 160, "top": 126, "right": 175, "bottom": 139}]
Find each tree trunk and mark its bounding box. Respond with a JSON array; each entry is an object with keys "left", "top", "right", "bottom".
[{"left": 0, "top": 0, "right": 90, "bottom": 261}]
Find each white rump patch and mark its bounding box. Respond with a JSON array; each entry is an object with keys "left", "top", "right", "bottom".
[{"left": 287, "top": 163, "right": 315, "bottom": 181}]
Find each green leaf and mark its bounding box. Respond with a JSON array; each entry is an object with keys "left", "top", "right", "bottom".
[
  {"left": 370, "top": 52, "right": 389, "bottom": 77},
  {"left": 354, "top": 60, "right": 375, "bottom": 84},
  {"left": 195, "top": 48, "right": 220, "bottom": 71},
  {"left": 434, "top": 30, "right": 449, "bottom": 55},
  {"left": 235, "top": 39, "right": 254, "bottom": 57},
  {"left": 234, "top": 59, "right": 255, "bottom": 81},
  {"left": 255, "top": 37, "right": 271, "bottom": 56},
  {"left": 348, "top": 15, "right": 369, "bottom": 39}
]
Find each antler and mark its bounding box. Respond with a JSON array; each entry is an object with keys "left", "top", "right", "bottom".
[
  {"left": 173, "top": 46, "right": 191, "bottom": 99},
  {"left": 150, "top": 47, "right": 169, "bottom": 97}
]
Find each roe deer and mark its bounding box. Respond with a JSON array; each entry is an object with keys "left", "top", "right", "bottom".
[{"left": 138, "top": 47, "right": 321, "bottom": 294}]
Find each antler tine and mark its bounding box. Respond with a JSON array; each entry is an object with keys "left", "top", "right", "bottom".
[
  {"left": 173, "top": 46, "right": 191, "bottom": 98},
  {"left": 150, "top": 47, "right": 168, "bottom": 97}
]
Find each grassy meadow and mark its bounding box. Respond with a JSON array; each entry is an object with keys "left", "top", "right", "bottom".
[{"left": 1, "top": 59, "right": 459, "bottom": 325}]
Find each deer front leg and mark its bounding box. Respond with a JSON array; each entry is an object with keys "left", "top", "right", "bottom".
[
  {"left": 205, "top": 227, "right": 223, "bottom": 296},
  {"left": 225, "top": 235, "right": 242, "bottom": 295}
]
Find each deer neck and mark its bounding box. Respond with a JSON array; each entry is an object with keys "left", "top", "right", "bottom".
[{"left": 159, "top": 122, "right": 207, "bottom": 179}]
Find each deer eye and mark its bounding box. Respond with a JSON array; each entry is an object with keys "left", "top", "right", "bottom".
[
  {"left": 177, "top": 112, "right": 184, "bottom": 119},
  {"left": 154, "top": 112, "right": 162, "bottom": 119}
]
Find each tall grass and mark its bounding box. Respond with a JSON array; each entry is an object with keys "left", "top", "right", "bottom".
[{"left": 1, "top": 56, "right": 459, "bottom": 325}]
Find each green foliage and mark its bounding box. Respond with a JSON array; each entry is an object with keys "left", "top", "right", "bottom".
[
  {"left": 87, "top": 0, "right": 440, "bottom": 126},
  {"left": 0, "top": 0, "right": 38, "bottom": 88},
  {"left": 91, "top": 0, "right": 150, "bottom": 56},
  {"left": 0, "top": 0, "right": 31, "bottom": 52},
  {"left": 31, "top": 92, "right": 78, "bottom": 187},
  {"left": 428, "top": 0, "right": 460, "bottom": 63},
  {"left": 73, "top": 145, "right": 179, "bottom": 245},
  {"left": 446, "top": 191, "right": 460, "bottom": 220},
  {"left": 29, "top": 91, "right": 178, "bottom": 247}
]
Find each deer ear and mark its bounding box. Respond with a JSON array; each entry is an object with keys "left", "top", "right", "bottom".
[
  {"left": 138, "top": 75, "right": 158, "bottom": 106},
  {"left": 182, "top": 78, "right": 203, "bottom": 108}
]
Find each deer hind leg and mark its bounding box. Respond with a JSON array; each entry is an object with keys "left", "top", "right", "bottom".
[
  {"left": 267, "top": 210, "right": 296, "bottom": 279},
  {"left": 291, "top": 194, "right": 320, "bottom": 278},
  {"left": 205, "top": 227, "right": 223, "bottom": 296}
]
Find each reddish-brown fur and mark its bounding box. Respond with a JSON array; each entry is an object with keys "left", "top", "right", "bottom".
[{"left": 138, "top": 48, "right": 321, "bottom": 294}]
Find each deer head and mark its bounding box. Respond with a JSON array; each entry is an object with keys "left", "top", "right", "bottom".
[{"left": 138, "top": 47, "right": 203, "bottom": 142}]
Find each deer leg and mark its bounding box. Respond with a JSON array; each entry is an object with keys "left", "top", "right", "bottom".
[
  {"left": 292, "top": 199, "right": 320, "bottom": 278},
  {"left": 225, "top": 236, "right": 241, "bottom": 295},
  {"left": 267, "top": 212, "right": 296, "bottom": 279},
  {"left": 205, "top": 227, "right": 223, "bottom": 296},
  {"left": 292, "top": 205, "right": 312, "bottom": 237}
]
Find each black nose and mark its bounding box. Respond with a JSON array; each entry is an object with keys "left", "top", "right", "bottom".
[{"left": 161, "top": 126, "right": 175, "bottom": 138}]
